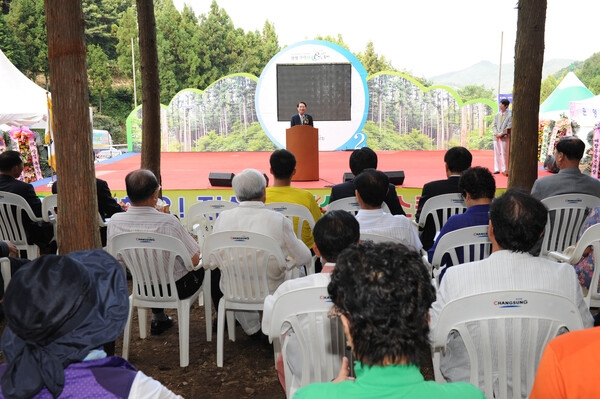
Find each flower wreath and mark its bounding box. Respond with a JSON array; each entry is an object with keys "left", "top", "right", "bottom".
[
  {"left": 8, "top": 126, "right": 43, "bottom": 183},
  {"left": 545, "top": 114, "right": 573, "bottom": 159}
]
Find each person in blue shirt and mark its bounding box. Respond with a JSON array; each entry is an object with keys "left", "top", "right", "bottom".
[{"left": 428, "top": 166, "right": 495, "bottom": 282}]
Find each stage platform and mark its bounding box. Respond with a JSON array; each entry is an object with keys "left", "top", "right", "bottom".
[{"left": 33, "top": 150, "right": 551, "bottom": 222}]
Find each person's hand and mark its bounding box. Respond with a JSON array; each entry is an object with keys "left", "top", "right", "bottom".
[
  {"left": 5, "top": 240, "right": 17, "bottom": 257},
  {"left": 332, "top": 356, "right": 355, "bottom": 383}
]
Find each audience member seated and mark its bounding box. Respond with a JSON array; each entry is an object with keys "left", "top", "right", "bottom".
[
  {"left": 0, "top": 150, "right": 56, "bottom": 254},
  {"left": 354, "top": 169, "right": 421, "bottom": 252},
  {"left": 531, "top": 136, "right": 600, "bottom": 199},
  {"left": 265, "top": 149, "right": 323, "bottom": 249},
  {"left": 430, "top": 189, "right": 593, "bottom": 388},
  {"left": 0, "top": 249, "right": 182, "bottom": 398},
  {"left": 428, "top": 166, "right": 495, "bottom": 281},
  {"left": 573, "top": 206, "right": 600, "bottom": 291},
  {"left": 212, "top": 168, "right": 312, "bottom": 337},
  {"left": 107, "top": 169, "right": 217, "bottom": 336},
  {"left": 415, "top": 146, "right": 472, "bottom": 250},
  {"left": 529, "top": 327, "right": 600, "bottom": 399},
  {"left": 294, "top": 242, "right": 485, "bottom": 399},
  {"left": 329, "top": 147, "right": 405, "bottom": 216},
  {"left": 262, "top": 210, "right": 359, "bottom": 396},
  {"left": 52, "top": 177, "right": 124, "bottom": 246}
]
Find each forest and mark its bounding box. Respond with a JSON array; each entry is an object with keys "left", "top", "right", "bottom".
[{"left": 1, "top": 0, "right": 599, "bottom": 151}]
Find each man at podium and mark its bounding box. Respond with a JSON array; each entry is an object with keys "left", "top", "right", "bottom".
[{"left": 290, "top": 101, "right": 313, "bottom": 127}]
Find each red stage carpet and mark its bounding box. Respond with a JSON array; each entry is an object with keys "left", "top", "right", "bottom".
[
  {"left": 35, "top": 150, "right": 551, "bottom": 193},
  {"left": 33, "top": 150, "right": 551, "bottom": 220}
]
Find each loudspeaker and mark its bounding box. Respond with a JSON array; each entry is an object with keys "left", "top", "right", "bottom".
[
  {"left": 208, "top": 172, "right": 235, "bottom": 187},
  {"left": 343, "top": 172, "right": 354, "bottom": 182},
  {"left": 385, "top": 170, "right": 405, "bottom": 186}
]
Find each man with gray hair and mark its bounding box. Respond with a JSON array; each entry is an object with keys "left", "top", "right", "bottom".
[{"left": 212, "top": 168, "right": 312, "bottom": 336}]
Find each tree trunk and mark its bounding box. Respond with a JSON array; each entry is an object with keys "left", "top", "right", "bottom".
[
  {"left": 137, "top": 0, "right": 161, "bottom": 183},
  {"left": 45, "top": 0, "right": 101, "bottom": 252},
  {"left": 510, "top": 0, "right": 547, "bottom": 190}
]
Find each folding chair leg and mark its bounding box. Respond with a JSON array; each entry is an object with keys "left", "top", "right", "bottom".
[
  {"left": 122, "top": 297, "right": 134, "bottom": 360},
  {"left": 217, "top": 298, "right": 226, "bottom": 367},
  {"left": 138, "top": 307, "right": 148, "bottom": 339},
  {"left": 178, "top": 302, "right": 190, "bottom": 367},
  {"left": 204, "top": 269, "right": 212, "bottom": 342},
  {"left": 227, "top": 310, "right": 236, "bottom": 342}
]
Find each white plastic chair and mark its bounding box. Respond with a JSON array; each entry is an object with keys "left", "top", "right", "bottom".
[
  {"left": 185, "top": 200, "right": 238, "bottom": 247},
  {"left": 0, "top": 191, "right": 42, "bottom": 259},
  {"left": 265, "top": 202, "right": 317, "bottom": 275},
  {"left": 265, "top": 202, "right": 316, "bottom": 241},
  {"left": 42, "top": 194, "right": 111, "bottom": 251},
  {"left": 432, "top": 290, "right": 585, "bottom": 399},
  {"left": 359, "top": 232, "right": 402, "bottom": 244},
  {"left": 266, "top": 286, "right": 346, "bottom": 398},
  {"left": 1, "top": 257, "right": 11, "bottom": 292},
  {"left": 414, "top": 193, "right": 466, "bottom": 235},
  {"left": 202, "top": 230, "right": 289, "bottom": 367},
  {"left": 547, "top": 223, "right": 600, "bottom": 308},
  {"left": 108, "top": 232, "right": 207, "bottom": 367},
  {"left": 426, "top": 225, "right": 492, "bottom": 278},
  {"left": 185, "top": 199, "right": 238, "bottom": 341},
  {"left": 540, "top": 194, "right": 600, "bottom": 256},
  {"left": 326, "top": 196, "right": 390, "bottom": 215},
  {"left": 41, "top": 194, "right": 58, "bottom": 243}
]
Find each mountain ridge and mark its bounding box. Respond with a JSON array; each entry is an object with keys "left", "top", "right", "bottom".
[{"left": 430, "top": 59, "right": 575, "bottom": 94}]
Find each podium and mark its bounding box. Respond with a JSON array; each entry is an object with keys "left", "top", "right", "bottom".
[{"left": 286, "top": 125, "right": 319, "bottom": 181}]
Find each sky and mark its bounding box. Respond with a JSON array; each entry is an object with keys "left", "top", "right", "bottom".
[{"left": 172, "top": 0, "right": 599, "bottom": 78}]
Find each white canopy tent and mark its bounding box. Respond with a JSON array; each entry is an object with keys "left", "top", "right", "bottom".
[
  {"left": 0, "top": 49, "right": 49, "bottom": 127},
  {"left": 539, "top": 71, "right": 594, "bottom": 122}
]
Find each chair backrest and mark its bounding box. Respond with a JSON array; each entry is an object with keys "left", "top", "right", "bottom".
[
  {"left": 429, "top": 225, "right": 492, "bottom": 270},
  {"left": 416, "top": 193, "right": 466, "bottom": 234},
  {"left": 326, "top": 196, "right": 390, "bottom": 215},
  {"left": 202, "top": 231, "right": 288, "bottom": 305},
  {"left": 41, "top": 194, "right": 58, "bottom": 242},
  {"left": 548, "top": 223, "right": 600, "bottom": 308},
  {"left": 108, "top": 232, "right": 194, "bottom": 305},
  {"left": 41, "top": 194, "right": 57, "bottom": 224},
  {"left": 42, "top": 194, "right": 111, "bottom": 242},
  {"left": 264, "top": 202, "right": 316, "bottom": 240},
  {"left": 186, "top": 200, "right": 238, "bottom": 244},
  {"left": 267, "top": 286, "right": 346, "bottom": 397},
  {"left": 433, "top": 290, "right": 584, "bottom": 399},
  {"left": 540, "top": 194, "right": 600, "bottom": 256},
  {"left": 359, "top": 232, "right": 402, "bottom": 244},
  {"left": 0, "top": 191, "right": 42, "bottom": 248}
]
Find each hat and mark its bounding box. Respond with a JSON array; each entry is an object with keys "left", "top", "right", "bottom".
[{"left": 0, "top": 249, "right": 129, "bottom": 399}]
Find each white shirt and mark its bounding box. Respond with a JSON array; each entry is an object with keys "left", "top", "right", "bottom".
[
  {"left": 107, "top": 206, "right": 199, "bottom": 281},
  {"left": 355, "top": 208, "right": 422, "bottom": 252},
  {"left": 430, "top": 250, "right": 593, "bottom": 387}
]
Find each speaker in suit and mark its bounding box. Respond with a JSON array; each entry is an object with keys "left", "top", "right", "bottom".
[
  {"left": 290, "top": 113, "right": 313, "bottom": 127},
  {"left": 290, "top": 101, "right": 313, "bottom": 127}
]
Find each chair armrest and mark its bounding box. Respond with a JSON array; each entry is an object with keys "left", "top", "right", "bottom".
[
  {"left": 421, "top": 249, "right": 432, "bottom": 275},
  {"left": 546, "top": 250, "right": 574, "bottom": 263}
]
